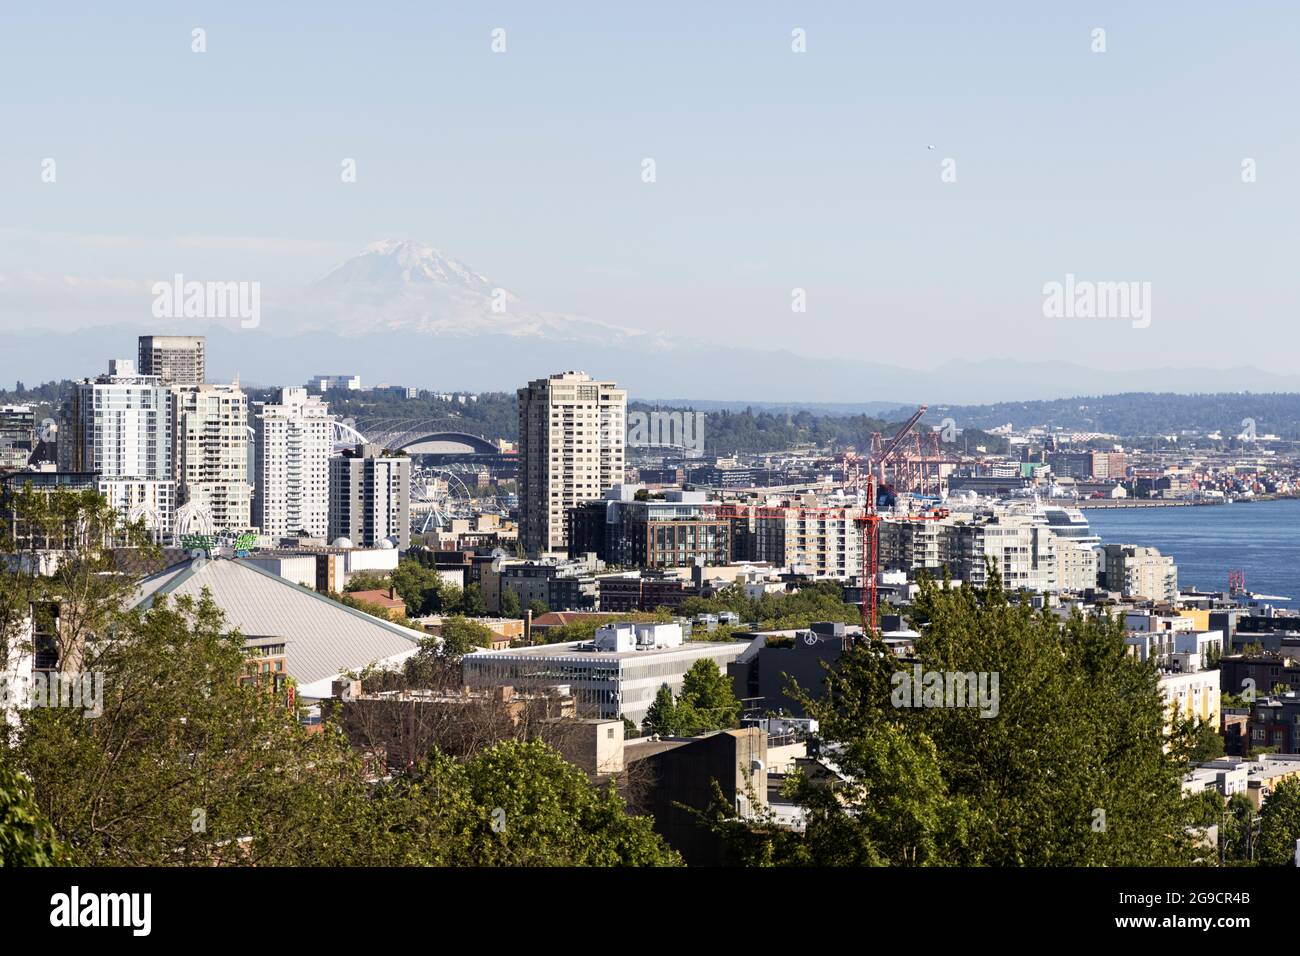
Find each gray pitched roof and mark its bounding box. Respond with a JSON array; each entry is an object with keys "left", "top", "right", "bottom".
[{"left": 132, "top": 557, "right": 422, "bottom": 691}]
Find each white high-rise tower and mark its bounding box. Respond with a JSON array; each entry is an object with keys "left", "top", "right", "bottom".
[
  {"left": 251, "top": 387, "right": 334, "bottom": 539},
  {"left": 172, "top": 381, "right": 251, "bottom": 531},
  {"left": 58, "top": 359, "right": 175, "bottom": 535}
]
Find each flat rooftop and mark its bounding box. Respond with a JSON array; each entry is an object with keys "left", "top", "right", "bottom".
[{"left": 464, "top": 638, "right": 751, "bottom": 662}]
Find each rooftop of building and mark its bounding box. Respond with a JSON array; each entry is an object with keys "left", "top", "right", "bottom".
[
  {"left": 131, "top": 557, "right": 423, "bottom": 694},
  {"left": 464, "top": 635, "right": 752, "bottom": 663},
  {"left": 1193, "top": 753, "right": 1300, "bottom": 783},
  {"left": 347, "top": 588, "right": 406, "bottom": 609},
  {"left": 530, "top": 611, "right": 620, "bottom": 628}
]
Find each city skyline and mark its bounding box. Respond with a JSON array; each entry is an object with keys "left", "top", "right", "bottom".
[{"left": 6, "top": 3, "right": 1300, "bottom": 897}]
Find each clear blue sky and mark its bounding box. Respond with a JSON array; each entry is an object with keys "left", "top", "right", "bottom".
[{"left": 1, "top": 1, "right": 1297, "bottom": 373}]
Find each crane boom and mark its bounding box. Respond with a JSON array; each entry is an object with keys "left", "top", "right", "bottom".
[
  {"left": 879, "top": 405, "right": 928, "bottom": 464},
  {"left": 869, "top": 404, "right": 928, "bottom": 485}
]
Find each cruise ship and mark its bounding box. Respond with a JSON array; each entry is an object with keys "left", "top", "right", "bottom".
[
  {"left": 993, "top": 498, "right": 1102, "bottom": 545},
  {"left": 1038, "top": 504, "right": 1102, "bottom": 550}
]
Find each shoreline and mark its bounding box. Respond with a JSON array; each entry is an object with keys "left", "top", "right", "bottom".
[{"left": 1047, "top": 495, "right": 1299, "bottom": 510}]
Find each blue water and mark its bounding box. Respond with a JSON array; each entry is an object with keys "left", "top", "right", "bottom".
[{"left": 1086, "top": 499, "right": 1300, "bottom": 602}]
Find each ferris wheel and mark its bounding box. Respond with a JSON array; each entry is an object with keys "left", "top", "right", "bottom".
[{"left": 410, "top": 467, "right": 475, "bottom": 533}]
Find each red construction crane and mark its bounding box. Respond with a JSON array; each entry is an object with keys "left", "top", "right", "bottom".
[
  {"left": 855, "top": 475, "right": 949, "bottom": 635},
  {"left": 715, "top": 472, "right": 949, "bottom": 637}
]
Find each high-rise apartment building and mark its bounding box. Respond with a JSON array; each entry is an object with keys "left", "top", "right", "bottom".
[
  {"left": 0, "top": 405, "right": 35, "bottom": 469},
  {"left": 732, "top": 502, "right": 864, "bottom": 579},
  {"left": 172, "top": 382, "right": 251, "bottom": 531},
  {"left": 1038, "top": 505, "right": 1100, "bottom": 592},
  {"left": 517, "top": 371, "right": 626, "bottom": 555},
  {"left": 58, "top": 359, "right": 175, "bottom": 534},
  {"left": 566, "top": 487, "right": 731, "bottom": 568},
  {"left": 1102, "top": 544, "right": 1178, "bottom": 603},
  {"left": 252, "top": 387, "right": 333, "bottom": 540},
  {"left": 329, "top": 443, "right": 410, "bottom": 550},
  {"left": 137, "top": 335, "right": 206, "bottom": 386},
  {"left": 951, "top": 515, "right": 1058, "bottom": 592}
]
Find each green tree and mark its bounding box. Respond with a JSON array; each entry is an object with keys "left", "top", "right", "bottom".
[
  {"left": 432, "top": 615, "right": 495, "bottom": 662},
  {"left": 642, "top": 684, "right": 679, "bottom": 736},
  {"left": 344, "top": 571, "right": 391, "bottom": 594},
  {"left": 389, "top": 559, "right": 447, "bottom": 616},
  {"left": 0, "top": 488, "right": 679, "bottom": 869},
  {"left": 460, "top": 583, "right": 487, "bottom": 616},
  {"left": 1257, "top": 777, "right": 1300, "bottom": 866},
  {"left": 718, "top": 570, "right": 1198, "bottom": 866},
  {"left": 681, "top": 579, "right": 862, "bottom": 632},
  {"left": 678, "top": 658, "right": 741, "bottom": 731},
  {"left": 1221, "top": 792, "right": 1258, "bottom": 863},
  {"left": 0, "top": 766, "right": 66, "bottom": 866},
  {"left": 371, "top": 740, "right": 681, "bottom": 866},
  {"left": 0, "top": 485, "right": 156, "bottom": 675},
  {"left": 499, "top": 588, "right": 522, "bottom": 619},
  {"left": 528, "top": 599, "right": 550, "bottom": 618},
  {"left": 5, "top": 591, "right": 365, "bottom": 866},
  {"left": 1184, "top": 718, "right": 1225, "bottom": 764}
]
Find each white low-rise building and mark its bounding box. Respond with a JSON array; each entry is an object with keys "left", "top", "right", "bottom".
[{"left": 463, "top": 634, "right": 750, "bottom": 725}]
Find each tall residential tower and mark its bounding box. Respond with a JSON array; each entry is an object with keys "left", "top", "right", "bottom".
[
  {"left": 329, "top": 443, "right": 410, "bottom": 550},
  {"left": 251, "top": 387, "right": 333, "bottom": 540},
  {"left": 172, "top": 382, "right": 251, "bottom": 531},
  {"left": 517, "top": 371, "right": 626, "bottom": 555},
  {"left": 137, "top": 335, "right": 206, "bottom": 386},
  {"left": 58, "top": 359, "right": 175, "bottom": 534}
]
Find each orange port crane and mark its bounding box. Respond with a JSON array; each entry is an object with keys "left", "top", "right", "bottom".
[{"left": 868, "top": 405, "right": 928, "bottom": 488}]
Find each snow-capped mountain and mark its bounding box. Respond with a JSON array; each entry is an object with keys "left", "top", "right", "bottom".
[
  {"left": 11, "top": 237, "right": 1300, "bottom": 403},
  {"left": 300, "top": 239, "right": 648, "bottom": 344},
  {"left": 316, "top": 240, "right": 500, "bottom": 293}
]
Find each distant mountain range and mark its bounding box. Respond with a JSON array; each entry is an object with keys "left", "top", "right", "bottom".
[{"left": 5, "top": 239, "right": 1300, "bottom": 404}]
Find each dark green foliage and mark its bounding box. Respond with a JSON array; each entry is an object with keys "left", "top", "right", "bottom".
[
  {"left": 460, "top": 583, "right": 487, "bottom": 617},
  {"left": 681, "top": 580, "right": 861, "bottom": 631},
  {"left": 1183, "top": 718, "right": 1226, "bottom": 763},
  {"left": 0, "top": 489, "right": 674, "bottom": 867},
  {"left": 678, "top": 658, "right": 741, "bottom": 731},
  {"left": 1257, "top": 777, "right": 1300, "bottom": 867},
  {"left": 642, "top": 685, "right": 679, "bottom": 736},
  {"left": 499, "top": 588, "right": 521, "bottom": 618},
  {"left": 366, "top": 741, "right": 680, "bottom": 866},
  {"left": 715, "top": 571, "right": 1201, "bottom": 866},
  {"left": 0, "top": 766, "right": 66, "bottom": 866}
]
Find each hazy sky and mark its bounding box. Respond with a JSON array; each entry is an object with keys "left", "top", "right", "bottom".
[{"left": 2, "top": 1, "right": 1298, "bottom": 374}]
